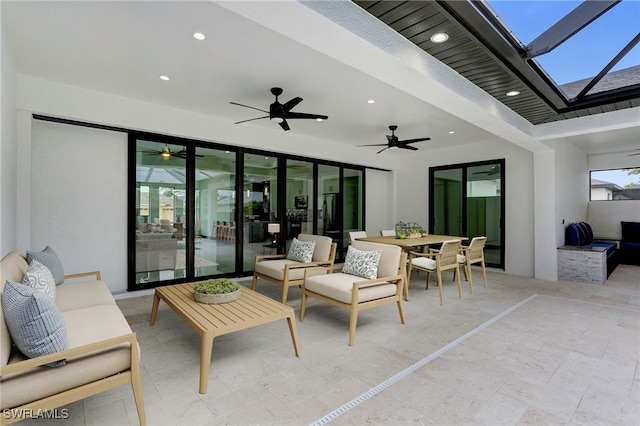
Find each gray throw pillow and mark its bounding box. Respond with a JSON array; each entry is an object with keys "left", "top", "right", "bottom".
[
  {"left": 286, "top": 238, "right": 316, "bottom": 263},
  {"left": 2, "top": 280, "right": 68, "bottom": 367},
  {"left": 342, "top": 245, "right": 382, "bottom": 280},
  {"left": 22, "top": 259, "right": 56, "bottom": 299},
  {"left": 26, "top": 246, "right": 65, "bottom": 285}
]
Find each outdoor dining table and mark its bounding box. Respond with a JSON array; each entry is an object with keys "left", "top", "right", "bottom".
[{"left": 356, "top": 234, "right": 468, "bottom": 300}]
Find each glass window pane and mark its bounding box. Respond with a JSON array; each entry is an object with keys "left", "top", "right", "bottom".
[
  {"left": 318, "top": 165, "right": 340, "bottom": 245},
  {"left": 195, "top": 147, "right": 236, "bottom": 276},
  {"left": 343, "top": 168, "right": 363, "bottom": 258},
  {"left": 591, "top": 168, "right": 640, "bottom": 200},
  {"left": 243, "top": 153, "right": 278, "bottom": 272},
  {"left": 433, "top": 168, "right": 463, "bottom": 236},
  {"left": 286, "top": 159, "right": 314, "bottom": 249},
  {"left": 135, "top": 140, "right": 186, "bottom": 285}
]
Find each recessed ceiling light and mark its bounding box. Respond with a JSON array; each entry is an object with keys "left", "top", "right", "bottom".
[
  {"left": 367, "top": 99, "right": 376, "bottom": 104},
  {"left": 506, "top": 90, "right": 520, "bottom": 97},
  {"left": 193, "top": 32, "right": 206, "bottom": 40},
  {"left": 449, "top": 131, "right": 455, "bottom": 134},
  {"left": 159, "top": 75, "right": 170, "bottom": 81},
  {"left": 430, "top": 32, "right": 449, "bottom": 43}
]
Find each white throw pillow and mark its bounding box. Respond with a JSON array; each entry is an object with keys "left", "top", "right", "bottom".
[
  {"left": 287, "top": 238, "right": 316, "bottom": 263},
  {"left": 342, "top": 245, "right": 382, "bottom": 280},
  {"left": 22, "top": 260, "right": 56, "bottom": 299}
]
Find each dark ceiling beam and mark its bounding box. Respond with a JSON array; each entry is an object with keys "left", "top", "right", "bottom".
[
  {"left": 523, "top": 0, "right": 619, "bottom": 59},
  {"left": 575, "top": 32, "right": 640, "bottom": 100},
  {"left": 434, "top": 0, "right": 568, "bottom": 110}
]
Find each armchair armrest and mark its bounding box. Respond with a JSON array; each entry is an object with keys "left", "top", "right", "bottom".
[
  {"left": 286, "top": 261, "right": 331, "bottom": 270},
  {"left": 303, "top": 265, "right": 332, "bottom": 279},
  {"left": 0, "top": 333, "right": 137, "bottom": 376},
  {"left": 64, "top": 270, "right": 102, "bottom": 281},
  {"left": 254, "top": 254, "right": 287, "bottom": 263},
  {"left": 352, "top": 273, "right": 404, "bottom": 289}
]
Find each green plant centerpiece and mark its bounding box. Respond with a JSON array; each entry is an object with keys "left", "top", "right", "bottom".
[{"left": 193, "top": 278, "right": 241, "bottom": 304}]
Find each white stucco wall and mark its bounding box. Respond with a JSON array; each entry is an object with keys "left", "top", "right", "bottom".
[{"left": 1, "top": 18, "right": 18, "bottom": 257}]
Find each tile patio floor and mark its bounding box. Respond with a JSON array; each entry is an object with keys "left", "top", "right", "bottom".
[{"left": 17, "top": 264, "right": 639, "bottom": 425}]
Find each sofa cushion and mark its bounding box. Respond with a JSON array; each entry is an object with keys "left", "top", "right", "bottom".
[
  {"left": 565, "top": 223, "right": 589, "bottom": 246},
  {"left": 22, "top": 260, "right": 56, "bottom": 299},
  {"left": 2, "top": 280, "right": 68, "bottom": 367},
  {"left": 342, "top": 245, "right": 381, "bottom": 280},
  {"left": 305, "top": 272, "right": 397, "bottom": 304},
  {"left": 26, "top": 246, "right": 65, "bottom": 285},
  {"left": 1, "top": 304, "right": 133, "bottom": 411},
  {"left": 621, "top": 221, "right": 640, "bottom": 243},
  {"left": 297, "top": 234, "right": 333, "bottom": 262},
  {"left": 255, "top": 259, "right": 315, "bottom": 282},
  {"left": 55, "top": 280, "right": 116, "bottom": 312},
  {"left": 287, "top": 238, "right": 315, "bottom": 263}
]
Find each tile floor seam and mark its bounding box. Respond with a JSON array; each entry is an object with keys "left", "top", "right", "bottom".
[{"left": 310, "top": 294, "right": 539, "bottom": 425}]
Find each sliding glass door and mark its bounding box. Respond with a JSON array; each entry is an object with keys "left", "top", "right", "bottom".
[
  {"left": 131, "top": 134, "right": 366, "bottom": 290},
  {"left": 430, "top": 160, "right": 504, "bottom": 268}
]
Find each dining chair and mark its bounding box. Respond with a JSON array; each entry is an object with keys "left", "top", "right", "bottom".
[
  {"left": 300, "top": 240, "right": 406, "bottom": 346},
  {"left": 348, "top": 231, "right": 367, "bottom": 244},
  {"left": 380, "top": 229, "right": 395, "bottom": 237},
  {"left": 253, "top": 234, "right": 337, "bottom": 304},
  {"left": 456, "top": 236, "right": 488, "bottom": 293},
  {"left": 407, "top": 239, "right": 463, "bottom": 306}
]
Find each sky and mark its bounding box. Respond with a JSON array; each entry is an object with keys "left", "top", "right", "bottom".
[
  {"left": 592, "top": 168, "right": 640, "bottom": 187},
  {"left": 487, "top": 0, "right": 640, "bottom": 85}
]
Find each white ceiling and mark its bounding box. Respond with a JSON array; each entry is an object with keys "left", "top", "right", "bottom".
[{"left": 3, "top": 0, "right": 639, "bottom": 156}]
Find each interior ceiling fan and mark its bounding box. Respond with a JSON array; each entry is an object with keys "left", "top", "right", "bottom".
[
  {"left": 230, "top": 87, "right": 328, "bottom": 131},
  {"left": 357, "top": 125, "right": 431, "bottom": 154},
  {"left": 139, "top": 144, "right": 202, "bottom": 159},
  {"left": 473, "top": 165, "right": 501, "bottom": 176}
]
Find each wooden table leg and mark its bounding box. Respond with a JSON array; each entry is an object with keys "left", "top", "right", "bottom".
[
  {"left": 286, "top": 315, "right": 301, "bottom": 357},
  {"left": 199, "top": 334, "right": 214, "bottom": 394},
  {"left": 149, "top": 291, "right": 161, "bottom": 326}
]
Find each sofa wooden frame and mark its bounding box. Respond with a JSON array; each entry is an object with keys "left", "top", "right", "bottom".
[{"left": 0, "top": 332, "right": 145, "bottom": 425}]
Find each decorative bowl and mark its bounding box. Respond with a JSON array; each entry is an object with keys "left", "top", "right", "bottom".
[{"left": 194, "top": 288, "right": 241, "bottom": 304}]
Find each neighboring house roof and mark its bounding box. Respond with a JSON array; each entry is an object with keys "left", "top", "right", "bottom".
[{"left": 590, "top": 179, "right": 622, "bottom": 191}]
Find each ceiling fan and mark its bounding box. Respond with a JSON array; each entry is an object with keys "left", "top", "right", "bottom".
[
  {"left": 473, "top": 165, "right": 501, "bottom": 176},
  {"left": 629, "top": 149, "right": 640, "bottom": 156},
  {"left": 357, "top": 125, "right": 431, "bottom": 154},
  {"left": 230, "top": 87, "right": 328, "bottom": 131},
  {"left": 139, "top": 144, "right": 202, "bottom": 159}
]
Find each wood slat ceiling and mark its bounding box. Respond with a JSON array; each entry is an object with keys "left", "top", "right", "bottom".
[{"left": 353, "top": 0, "right": 640, "bottom": 125}]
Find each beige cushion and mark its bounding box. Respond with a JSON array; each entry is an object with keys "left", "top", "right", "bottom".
[
  {"left": 305, "top": 272, "right": 397, "bottom": 304},
  {"left": 457, "top": 254, "right": 466, "bottom": 263},
  {"left": 297, "top": 234, "right": 333, "bottom": 262},
  {"left": 254, "top": 259, "right": 310, "bottom": 282},
  {"left": 1, "top": 305, "right": 133, "bottom": 410},
  {"left": 351, "top": 240, "right": 401, "bottom": 277},
  {"left": 412, "top": 256, "right": 436, "bottom": 270},
  {"left": 55, "top": 280, "right": 116, "bottom": 312}
]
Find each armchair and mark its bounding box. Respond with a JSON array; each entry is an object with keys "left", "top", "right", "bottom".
[
  {"left": 252, "top": 234, "right": 337, "bottom": 304},
  {"left": 300, "top": 240, "right": 406, "bottom": 346},
  {"left": 408, "top": 239, "right": 463, "bottom": 306}
]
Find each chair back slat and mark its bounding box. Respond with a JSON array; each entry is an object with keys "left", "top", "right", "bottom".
[
  {"left": 438, "top": 240, "right": 461, "bottom": 267},
  {"left": 467, "top": 237, "right": 487, "bottom": 262}
]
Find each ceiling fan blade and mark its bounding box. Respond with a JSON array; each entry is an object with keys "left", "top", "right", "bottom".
[
  {"left": 400, "top": 137, "right": 431, "bottom": 144},
  {"left": 285, "top": 112, "right": 328, "bottom": 120},
  {"left": 229, "top": 102, "right": 269, "bottom": 114},
  {"left": 357, "top": 143, "right": 388, "bottom": 147},
  {"left": 282, "top": 97, "right": 303, "bottom": 112},
  {"left": 376, "top": 146, "right": 390, "bottom": 154},
  {"left": 279, "top": 119, "right": 290, "bottom": 131},
  {"left": 400, "top": 145, "right": 419, "bottom": 151},
  {"left": 234, "top": 115, "right": 269, "bottom": 124},
  {"left": 629, "top": 152, "right": 640, "bottom": 156}
]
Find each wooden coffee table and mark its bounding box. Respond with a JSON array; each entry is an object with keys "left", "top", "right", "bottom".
[{"left": 149, "top": 283, "right": 300, "bottom": 394}]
